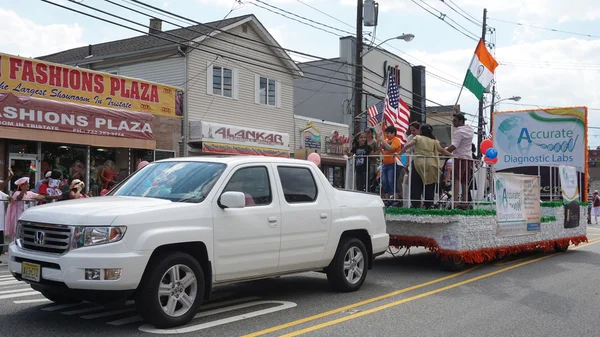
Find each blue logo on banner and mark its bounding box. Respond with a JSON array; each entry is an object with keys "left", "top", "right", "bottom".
[{"left": 527, "top": 223, "right": 541, "bottom": 231}]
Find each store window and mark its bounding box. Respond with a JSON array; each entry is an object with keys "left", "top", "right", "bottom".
[
  {"left": 155, "top": 150, "right": 176, "bottom": 161},
  {"left": 8, "top": 140, "right": 38, "bottom": 155},
  {"left": 41, "top": 143, "right": 87, "bottom": 193},
  {"left": 90, "top": 147, "right": 122, "bottom": 196},
  {"left": 322, "top": 165, "right": 345, "bottom": 189}
]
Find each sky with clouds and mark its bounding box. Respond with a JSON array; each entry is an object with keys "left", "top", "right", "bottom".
[{"left": 2, "top": 0, "right": 600, "bottom": 145}]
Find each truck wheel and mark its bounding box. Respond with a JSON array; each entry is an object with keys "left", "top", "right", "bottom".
[
  {"left": 135, "top": 252, "right": 205, "bottom": 328},
  {"left": 40, "top": 290, "right": 81, "bottom": 304},
  {"left": 440, "top": 257, "right": 467, "bottom": 271},
  {"left": 555, "top": 243, "right": 569, "bottom": 253},
  {"left": 326, "top": 237, "right": 368, "bottom": 292}
]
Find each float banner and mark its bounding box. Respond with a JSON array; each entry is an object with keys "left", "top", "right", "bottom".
[
  {"left": 493, "top": 108, "right": 586, "bottom": 172},
  {"left": 494, "top": 173, "right": 541, "bottom": 237},
  {"left": 559, "top": 165, "right": 580, "bottom": 228},
  {"left": 0, "top": 92, "right": 153, "bottom": 140},
  {"left": 0, "top": 53, "right": 183, "bottom": 118}
]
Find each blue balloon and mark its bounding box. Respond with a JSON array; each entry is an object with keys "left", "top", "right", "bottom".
[
  {"left": 485, "top": 148, "right": 498, "bottom": 160},
  {"left": 401, "top": 153, "right": 407, "bottom": 165}
]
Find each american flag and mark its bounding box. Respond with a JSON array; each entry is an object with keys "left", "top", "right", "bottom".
[
  {"left": 367, "top": 100, "right": 384, "bottom": 127},
  {"left": 383, "top": 72, "right": 410, "bottom": 143}
]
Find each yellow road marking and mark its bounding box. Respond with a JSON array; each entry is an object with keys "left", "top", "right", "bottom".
[
  {"left": 240, "top": 266, "right": 478, "bottom": 337},
  {"left": 573, "top": 237, "right": 600, "bottom": 249},
  {"left": 494, "top": 254, "right": 543, "bottom": 266},
  {"left": 279, "top": 239, "right": 600, "bottom": 337},
  {"left": 494, "top": 237, "right": 600, "bottom": 266}
]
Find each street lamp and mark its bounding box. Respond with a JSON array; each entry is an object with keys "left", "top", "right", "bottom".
[
  {"left": 486, "top": 95, "right": 521, "bottom": 137},
  {"left": 483, "top": 96, "right": 521, "bottom": 109},
  {"left": 360, "top": 34, "right": 415, "bottom": 57}
]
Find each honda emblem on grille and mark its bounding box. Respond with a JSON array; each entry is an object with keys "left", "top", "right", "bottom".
[{"left": 34, "top": 231, "right": 45, "bottom": 245}]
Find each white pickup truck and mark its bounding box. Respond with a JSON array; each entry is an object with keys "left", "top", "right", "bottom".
[{"left": 8, "top": 156, "right": 389, "bottom": 328}]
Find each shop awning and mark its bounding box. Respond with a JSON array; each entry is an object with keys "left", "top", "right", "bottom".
[
  {"left": 201, "top": 142, "right": 289, "bottom": 158},
  {"left": 0, "top": 93, "right": 155, "bottom": 150}
]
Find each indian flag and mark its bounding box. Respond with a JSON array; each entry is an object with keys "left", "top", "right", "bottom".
[{"left": 463, "top": 39, "right": 498, "bottom": 100}]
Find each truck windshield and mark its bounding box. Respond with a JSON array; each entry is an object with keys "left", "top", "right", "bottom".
[{"left": 110, "top": 161, "right": 226, "bottom": 203}]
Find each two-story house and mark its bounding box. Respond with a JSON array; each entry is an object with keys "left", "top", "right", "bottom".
[{"left": 38, "top": 14, "right": 303, "bottom": 158}]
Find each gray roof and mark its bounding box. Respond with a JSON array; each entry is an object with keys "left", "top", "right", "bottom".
[{"left": 36, "top": 15, "right": 253, "bottom": 64}]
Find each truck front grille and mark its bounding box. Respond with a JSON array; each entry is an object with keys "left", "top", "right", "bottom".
[{"left": 20, "top": 222, "right": 72, "bottom": 255}]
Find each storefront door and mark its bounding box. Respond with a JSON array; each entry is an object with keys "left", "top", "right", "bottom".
[{"left": 8, "top": 155, "right": 40, "bottom": 194}]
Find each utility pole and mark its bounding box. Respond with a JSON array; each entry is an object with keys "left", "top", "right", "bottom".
[
  {"left": 489, "top": 83, "right": 496, "bottom": 137},
  {"left": 476, "top": 8, "right": 487, "bottom": 159},
  {"left": 353, "top": 0, "right": 363, "bottom": 137}
]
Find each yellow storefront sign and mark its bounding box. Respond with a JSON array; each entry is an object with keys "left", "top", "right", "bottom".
[{"left": 0, "top": 52, "right": 183, "bottom": 118}]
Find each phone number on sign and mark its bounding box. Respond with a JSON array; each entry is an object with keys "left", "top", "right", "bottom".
[{"left": 72, "top": 129, "right": 125, "bottom": 137}]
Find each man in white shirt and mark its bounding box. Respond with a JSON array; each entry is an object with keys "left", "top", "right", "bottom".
[{"left": 446, "top": 110, "right": 474, "bottom": 207}]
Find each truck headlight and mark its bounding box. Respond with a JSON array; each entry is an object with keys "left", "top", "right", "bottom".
[
  {"left": 72, "top": 226, "right": 127, "bottom": 249},
  {"left": 14, "top": 221, "right": 23, "bottom": 245}
]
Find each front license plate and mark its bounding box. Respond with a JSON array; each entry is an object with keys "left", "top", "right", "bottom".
[{"left": 21, "top": 262, "right": 41, "bottom": 283}]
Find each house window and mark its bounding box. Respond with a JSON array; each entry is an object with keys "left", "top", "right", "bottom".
[
  {"left": 259, "top": 77, "right": 276, "bottom": 106},
  {"left": 213, "top": 66, "right": 233, "bottom": 98}
]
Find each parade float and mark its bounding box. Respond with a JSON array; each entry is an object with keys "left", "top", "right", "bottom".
[{"left": 385, "top": 106, "right": 589, "bottom": 270}]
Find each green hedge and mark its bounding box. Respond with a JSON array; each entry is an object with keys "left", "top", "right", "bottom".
[{"left": 385, "top": 207, "right": 556, "bottom": 223}]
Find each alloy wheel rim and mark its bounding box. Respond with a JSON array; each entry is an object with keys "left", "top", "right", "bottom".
[
  {"left": 343, "top": 246, "right": 365, "bottom": 284},
  {"left": 157, "top": 264, "right": 198, "bottom": 317}
]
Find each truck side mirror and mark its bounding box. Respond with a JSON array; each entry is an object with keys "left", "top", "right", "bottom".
[{"left": 218, "top": 191, "right": 246, "bottom": 209}]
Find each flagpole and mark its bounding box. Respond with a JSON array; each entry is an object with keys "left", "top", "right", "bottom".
[
  {"left": 454, "top": 84, "right": 464, "bottom": 106},
  {"left": 454, "top": 68, "right": 470, "bottom": 107}
]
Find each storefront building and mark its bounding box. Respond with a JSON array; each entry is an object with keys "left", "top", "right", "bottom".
[
  {"left": 0, "top": 53, "right": 182, "bottom": 195},
  {"left": 188, "top": 121, "right": 290, "bottom": 157},
  {"left": 293, "top": 116, "right": 350, "bottom": 188}
]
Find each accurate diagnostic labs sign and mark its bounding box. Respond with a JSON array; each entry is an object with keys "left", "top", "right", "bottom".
[{"left": 493, "top": 107, "right": 587, "bottom": 172}]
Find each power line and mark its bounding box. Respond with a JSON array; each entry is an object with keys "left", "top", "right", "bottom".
[
  {"left": 116, "top": 0, "right": 455, "bottom": 91},
  {"left": 446, "top": 0, "right": 482, "bottom": 24},
  {"left": 439, "top": 0, "right": 481, "bottom": 27},
  {"left": 499, "top": 59, "right": 600, "bottom": 67},
  {"left": 110, "top": 0, "right": 465, "bottom": 94},
  {"left": 295, "top": 0, "right": 355, "bottom": 30},
  {"left": 488, "top": 18, "right": 600, "bottom": 39},
  {"left": 122, "top": 0, "right": 360, "bottom": 69},
  {"left": 294, "top": 63, "right": 346, "bottom": 108},
  {"left": 411, "top": 0, "right": 479, "bottom": 42},
  {"left": 498, "top": 62, "right": 600, "bottom": 72},
  {"left": 501, "top": 102, "right": 600, "bottom": 112},
  {"left": 81, "top": 0, "right": 463, "bottom": 123},
  {"left": 285, "top": 0, "right": 466, "bottom": 86},
  {"left": 47, "top": 0, "right": 377, "bottom": 94},
  {"left": 246, "top": 1, "right": 344, "bottom": 37},
  {"left": 249, "top": 0, "right": 464, "bottom": 85},
  {"left": 48, "top": 0, "right": 458, "bottom": 127},
  {"left": 105, "top": 0, "right": 372, "bottom": 86},
  {"left": 252, "top": 0, "right": 355, "bottom": 36}
]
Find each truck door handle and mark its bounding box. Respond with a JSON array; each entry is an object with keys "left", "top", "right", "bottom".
[
  {"left": 320, "top": 213, "right": 328, "bottom": 219},
  {"left": 268, "top": 216, "right": 277, "bottom": 223}
]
